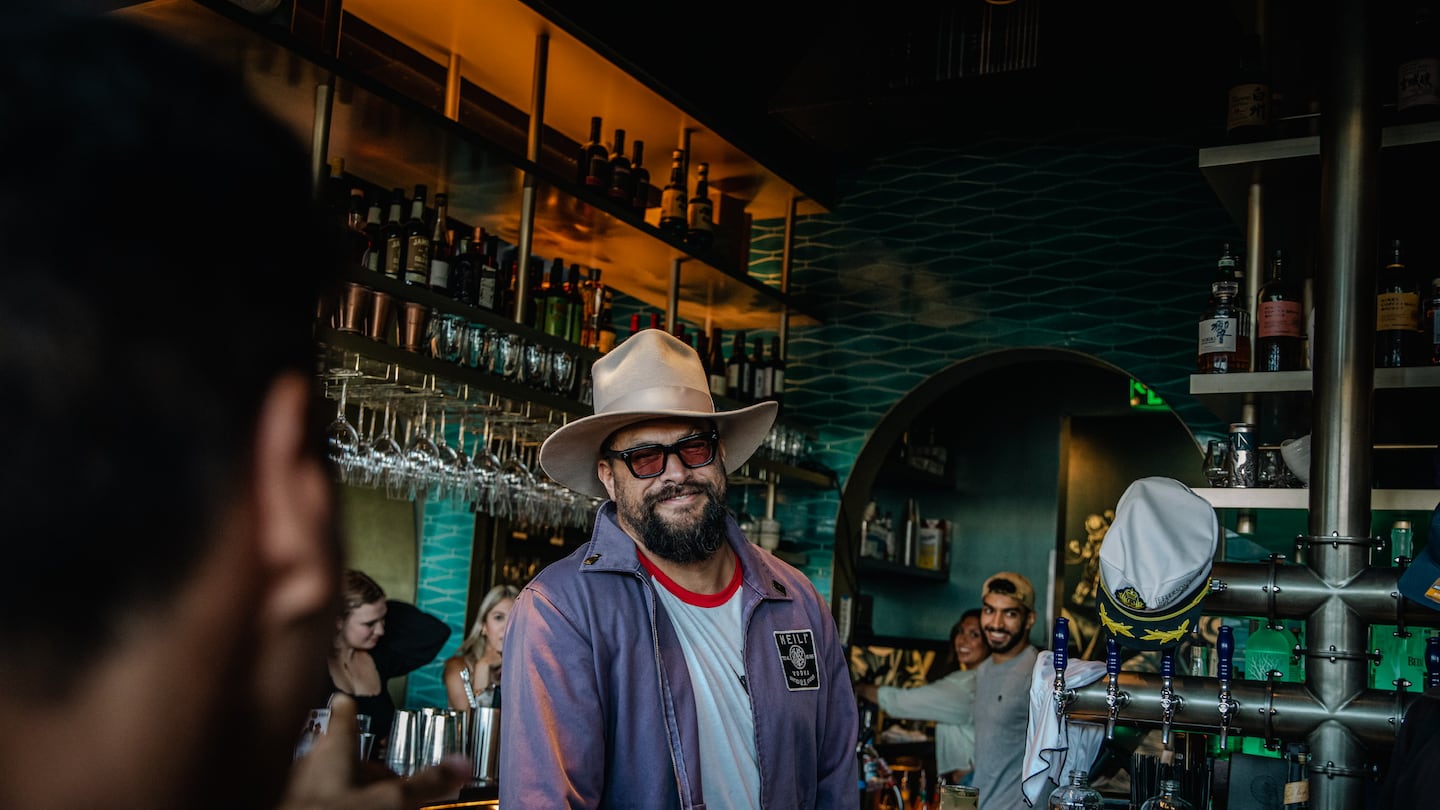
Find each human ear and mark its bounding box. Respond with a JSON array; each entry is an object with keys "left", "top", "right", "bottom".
[{"left": 597, "top": 458, "right": 617, "bottom": 501}]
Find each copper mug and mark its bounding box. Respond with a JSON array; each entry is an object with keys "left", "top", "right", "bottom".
[
  {"left": 396, "top": 302, "right": 430, "bottom": 353},
  {"left": 335, "top": 282, "right": 370, "bottom": 333},
  {"left": 365, "top": 290, "right": 394, "bottom": 342}
]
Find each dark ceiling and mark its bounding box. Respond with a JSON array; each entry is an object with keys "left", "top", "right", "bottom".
[{"left": 537, "top": 0, "right": 1251, "bottom": 204}]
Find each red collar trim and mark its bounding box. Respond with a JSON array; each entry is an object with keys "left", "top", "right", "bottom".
[{"left": 639, "top": 551, "right": 743, "bottom": 607}]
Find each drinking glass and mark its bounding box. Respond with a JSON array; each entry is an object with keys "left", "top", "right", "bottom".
[
  {"left": 938, "top": 784, "right": 979, "bottom": 810},
  {"left": 547, "top": 349, "right": 578, "bottom": 396},
  {"left": 1202, "top": 439, "right": 1230, "bottom": 487},
  {"left": 325, "top": 378, "right": 361, "bottom": 478},
  {"left": 521, "top": 340, "right": 549, "bottom": 389}
]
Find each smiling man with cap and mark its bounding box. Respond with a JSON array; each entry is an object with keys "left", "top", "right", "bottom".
[
  {"left": 499, "top": 330, "right": 859, "bottom": 809},
  {"left": 971, "top": 570, "right": 1042, "bottom": 809}
]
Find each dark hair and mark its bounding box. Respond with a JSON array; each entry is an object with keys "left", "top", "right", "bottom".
[
  {"left": 0, "top": 6, "right": 343, "bottom": 697},
  {"left": 951, "top": 608, "right": 982, "bottom": 638}
]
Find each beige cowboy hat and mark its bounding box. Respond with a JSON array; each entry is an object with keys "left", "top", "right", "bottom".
[{"left": 539, "top": 329, "right": 778, "bottom": 498}]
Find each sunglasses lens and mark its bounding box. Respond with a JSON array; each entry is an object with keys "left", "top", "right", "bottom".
[
  {"left": 626, "top": 447, "right": 666, "bottom": 477},
  {"left": 676, "top": 437, "right": 715, "bottom": 467}
]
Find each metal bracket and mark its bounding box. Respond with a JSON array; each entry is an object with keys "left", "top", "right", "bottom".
[
  {"left": 1293, "top": 644, "right": 1382, "bottom": 664},
  {"left": 1296, "top": 533, "right": 1378, "bottom": 549},
  {"left": 1264, "top": 553, "right": 1285, "bottom": 628},
  {"left": 1310, "top": 760, "right": 1376, "bottom": 780}
]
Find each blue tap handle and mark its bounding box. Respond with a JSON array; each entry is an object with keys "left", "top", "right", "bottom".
[
  {"left": 1218, "top": 626, "right": 1234, "bottom": 682},
  {"left": 1161, "top": 649, "right": 1175, "bottom": 679},
  {"left": 1053, "top": 618, "right": 1070, "bottom": 673},
  {"left": 1107, "top": 637, "right": 1120, "bottom": 676},
  {"left": 1427, "top": 637, "right": 1440, "bottom": 689}
]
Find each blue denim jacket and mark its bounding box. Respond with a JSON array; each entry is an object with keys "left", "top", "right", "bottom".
[{"left": 499, "top": 502, "right": 859, "bottom": 808}]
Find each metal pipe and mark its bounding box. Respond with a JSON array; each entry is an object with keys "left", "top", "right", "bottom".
[
  {"left": 444, "top": 53, "right": 462, "bottom": 122},
  {"left": 514, "top": 33, "right": 549, "bottom": 324},
  {"left": 779, "top": 195, "right": 798, "bottom": 355},
  {"left": 667, "top": 258, "right": 683, "bottom": 333},
  {"left": 1064, "top": 673, "right": 1411, "bottom": 749},
  {"left": 1207, "top": 563, "right": 1440, "bottom": 627}
]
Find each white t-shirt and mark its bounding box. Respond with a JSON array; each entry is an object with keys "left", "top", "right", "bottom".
[
  {"left": 646, "top": 558, "right": 759, "bottom": 809},
  {"left": 877, "top": 667, "right": 978, "bottom": 775}
]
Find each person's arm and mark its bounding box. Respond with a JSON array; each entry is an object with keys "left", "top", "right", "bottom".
[
  {"left": 873, "top": 669, "right": 976, "bottom": 726},
  {"left": 442, "top": 656, "right": 472, "bottom": 713},
  {"left": 373, "top": 600, "right": 451, "bottom": 679}
]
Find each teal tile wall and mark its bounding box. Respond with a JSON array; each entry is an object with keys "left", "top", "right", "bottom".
[
  {"left": 752, "top": 130, "right": 1239, "bottom": 603},
  {"left": 405, "top": 487, "right": 476, "bottom": 710}
]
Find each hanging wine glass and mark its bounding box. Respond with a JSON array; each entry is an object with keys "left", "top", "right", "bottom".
[
  {"left": 470, "top": 413, "right": 503, "bottom": 516},
  {"left": 325, "top": 378, "right": 361, "bottom": 481}
]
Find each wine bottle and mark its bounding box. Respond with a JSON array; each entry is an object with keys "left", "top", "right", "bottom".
[
  {"left": 748, "top": 336, "right": 768, "bottom": 402},
  {"left": 426, "top": 192, "right": 451, "bottom": 296},
  {"left": 726, "top": 329, "right": 748, "bottom": 400},
  {"left": 1377, "top": 239, "right": 1422, "bottom": 368},
  {"left": 596, "top": 306, "right": 617, "bottom": 354},
  {"left": 477, "top": 233, "right": 500, "bottom": 312},
  {"left": 1397, "top": 1, "right": 1440, "bottom": 123},
  {"left": 1227, "top": 32, "right": 1271, "bottom": 143},
  {"left": 659, "top": 149, "right": 687, "bottom": 238},
  {"left": 542, "top": 257, "right": 569, "bottom": 336},
  {"left": 449, "top": 229, "right": 479, "bottom": 307},
  {"left": 344, "top": 186, "right": 370, "bottom": 269},
  {"left": 380, "top": 187, "right": 407, "bottom": 281},
  {"left": 706, "top": 327, "right": 728, "bottom": 397},
  {"left": 686, "top": 161, "right": 714, "bottom": 251},
  {"left": 564, "top": 263, "right": 586, "bottom": 344},
  {"left": 580, "top": 116, "right": 610, "bottom": 191},
  {"left": 629, "top": 139, "right": 650, "bottom": 215},
  {"left": 1198, "top": 243, "right": 1252, "bottom": 373},
  {"left": 607, "top": 128, "right": 633, "bottom": 204},
  {"left": 360, "top": 190, "right": 384, "bottom": 274},
  {"left": 1255, "top": 248, "right": 1303, "bottom": 371},
  {"left": 768, "top": 335, "right": 786, "bottom": 406},
  {"left": 401, "top": 183, "right": 430, "bottom": 287}
]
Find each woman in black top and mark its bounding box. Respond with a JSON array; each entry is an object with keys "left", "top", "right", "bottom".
[{"left": 328, "top": 569, "right": 450, "bottom": 758}]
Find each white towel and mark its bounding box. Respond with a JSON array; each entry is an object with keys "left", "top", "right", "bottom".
[{"left": 1022, "top": 652, "right": 1107, "bottom": 807}]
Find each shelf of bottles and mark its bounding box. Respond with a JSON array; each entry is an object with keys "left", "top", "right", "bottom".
[{"left": 122, "top": 0, "right": 823, "bottom": 333}]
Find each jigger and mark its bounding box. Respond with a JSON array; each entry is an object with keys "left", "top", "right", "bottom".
[
  {"left": 387, "top": 709, "right": 419, "bottom": 777},
  {"left": 397, "top": 302, "right": 430, "bottom": 353}
]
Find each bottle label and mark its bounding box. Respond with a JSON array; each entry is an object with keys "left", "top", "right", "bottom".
[
  {"left": 384, "top": 238, "right": 404, "bottom": 278},
  {"left": 428, "top": 259, "right": 450, "bottom": 291},
  {"left": 726, "top": 364, "right": 741, "bottom": 392},
  {"left": 661, "top": 188, "right": 685, "bottom": 222},
  {"left": 1258, "top": 300, "right": 1303, "bottom": 337},
  {"left": 1199, "top": 317, "right": 1240, "bottom": 353},
  {"left": 1398, "top": 57, "right": 1440, "bottom": 111},
  {"left": 586, "top": 156, "right": 608, "bottom": 187},
  {"left": 688, "top": 200, "right": 714, "bottom": 232},
  {"left": 709, "top": 372, "right": 727, "bottom": 397},
  {"left": 610, "top": 165, "right": 631, "bottom": 196},
  {"left": 1227, "top": 82, "right": 1270, "bottom": 131},
  {"left": 772, "top": 369, "right": 785, "bottom": 396},
  {"left": 406, "top": 236, "right": 430, "bottom": 284},
  {"left": 1377, "top": 291, "right": 1421, "bottom": 331}
]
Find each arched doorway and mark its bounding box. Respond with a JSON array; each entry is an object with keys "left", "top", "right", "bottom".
[{"left": 834, "top": 347, "right": 1204, "bottom": 651}]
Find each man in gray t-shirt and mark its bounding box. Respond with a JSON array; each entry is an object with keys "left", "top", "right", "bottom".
[{"left": 971, "top": 572, "right": 1041, "bottom": 810}]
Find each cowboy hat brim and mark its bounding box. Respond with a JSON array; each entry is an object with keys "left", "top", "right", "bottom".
[{"left": 538, "top": 399, "right": 779, "bottom": 498}]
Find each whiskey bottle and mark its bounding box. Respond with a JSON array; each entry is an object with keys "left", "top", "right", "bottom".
[
  {"left": 1397, "top": 1, "right": 1440, "bottom": 123},
  {"left": 1227, "top": 32, "right": 1271, "bottom": 143},
  {"left": 1377, "top": 239, "right": 1422, "bottom": 368},
  {"left": 607, "top": 128, "right": 633, "bottom": 204},
  {"left": 1255, "top": 248, "right": 1304, "bottom": 371},
  {"left": 579, "top": 116, "right": 610, "bottom": 190},
  {"left": 685, "top": 161, "right": 714, "bottom": 251},
  {"left": 426, "top": 192, "right": 451, "bottom": 296},
  {"left": 449, "top": 229, "right": 479, "bottom": 307},
  {"left": 659, "top": 149, "right": 688, "bottom": 238},
  {"left": 629, "top": 139, "right": 650, "bottom": 215},
  {"left": 1198, "top": 243, "right": 1251, "bottom": 373},
  {"left": 380, "top": 187, "right": 407, "bottom": 281},
  {"left": 401, "top": 184, "right": 430, "bottom": 287}
]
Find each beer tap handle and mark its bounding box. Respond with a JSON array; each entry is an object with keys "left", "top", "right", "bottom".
[
  {"left": 1427, "top": 636, "right": 1440, "bottom": 690},
  {"left": 1104, "top": 636, "right": 1125, "bottom": 740},
  {"left": 1159, "top": 649, "right": 1178, "bottom": 747},
  {"left": 1053, "top": 617, "right": 1072, "bottom": 720},
  {"left": 1217, "top": 625, "right": 1235, "bottom": 750}
]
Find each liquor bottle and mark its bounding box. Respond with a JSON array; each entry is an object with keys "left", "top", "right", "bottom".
[
  {"left": 449, "top": 229, "right": 479, "bottom": 307},
  {"left": 726, "top": 329, "right": 748, "bottom": 400},
  {"left": 1377, "top": 238, "right": 1422, "bottom": 368},
  {"left": 380, "top": 187, "right": 407, "bottom": 281},
  {"left": 768, "top": 335, "right": 786, "bottom": 406},
  {"left": 477, "top": 233, "right": 500, "bottom": 312},
  {"left": 564, "top": 263, "right": 586, "bottom": 344},
  {"left": 659, "top": 149, "right": 688, "bottom": 238},
  {"left": 706, "top": 327, "right": 728, "bottom": 397},
  {"left": 1138, "top": 778, "right": 1193, "bottom": 810},
  {"left": 607, "top": 128, "right": 633, "bottom": 205},
  {"left": 540, "top": 257, "right": 568, "bottom": 336},
  {"left": 401, "top": 183, "right": 430, "bottom": 287},
  {"left": 1397, "top": 1, "right": 1440, "bottom": 123},
  {"left": 1048, "top": 769, "right": 1103, "bottom": 809},
  {"left": 579, "top": 115, "right": 610, "bottom": 190},
  {"left": 1255, "top": 248, "right": 1304, "bottom": 371},
  {"left": 360, "top": 190, "right": 384, "bottom": 274},
  {"left": 426, "top": 192, "right": 451, "bottom": 296},
  {"left": 344, "top": 187, "right": 370, "bottom": 269},
  {"left": 1227, "top": 32, "right": 1271, "bottom": 143},
  {"left": 1283, "top": 742, "right": 1310, "bottom": 809},
  {"left": 596, "top": 307, "right": 617, "bottom": 354},
  {"left": 1426, "top": 276, "right": 1440, "bottom": 365},
  {"left": 686, "top": 161, "right": 714, "bottom": 251},
  {"left": 629, "top": 139, "right": 650, "bottom": 215},
  {"left": 749, "top": 336, "right": 768, "bottom": 402},
  {"left": 1198, "top": 243, "right": 1252, "bottom": 373},
  {"left": 625, "top": 312, "right": 643, "bottom": 344}
]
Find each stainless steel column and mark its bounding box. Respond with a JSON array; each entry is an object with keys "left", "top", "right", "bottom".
[
  {"left": 1309, "top": 0, "right": 1379, "bottom": 804},
  {"left": 514, "top": 33, "right": 549, "bottom": 324}
]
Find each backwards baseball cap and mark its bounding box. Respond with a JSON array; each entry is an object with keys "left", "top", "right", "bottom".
[
  {"left": 1397, "top": 501, "right": 1440, "bottom": 610},
  {"left": 1098, "top": 477, "right": 1219, "bottom": 651},
  {"left": 983, "top": 571, "right": 1036, "bottom": 611}
]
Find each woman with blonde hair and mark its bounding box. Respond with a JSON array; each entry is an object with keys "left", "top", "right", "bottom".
[{"left": 444, "top": 584, "right": 520, "bottom": 711}]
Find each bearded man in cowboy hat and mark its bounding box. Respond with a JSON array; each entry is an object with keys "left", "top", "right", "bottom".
[{"left": 499, "top": 330, "right": 858, "bottom": 809}]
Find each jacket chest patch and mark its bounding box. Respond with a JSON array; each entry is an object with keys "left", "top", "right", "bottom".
[{"left": 773, "top": 629, "right": 819, "bottom": 691}]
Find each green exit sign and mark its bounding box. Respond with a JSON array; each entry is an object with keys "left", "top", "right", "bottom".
[{"left": 1129, "top": 379, "right": 1170, "bottom": 412}]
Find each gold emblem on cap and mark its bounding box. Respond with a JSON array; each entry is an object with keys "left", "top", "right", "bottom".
[{"left": 1116, "top": 587, "right": 1148, "bottom": 610}]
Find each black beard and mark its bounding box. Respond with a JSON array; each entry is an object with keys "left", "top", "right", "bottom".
[
  {"left": 623, "top": 479, "right": 730, "bottom": 564},
  {"left": 984, "top": 627, "right": 1028, "bottom": 655}
]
